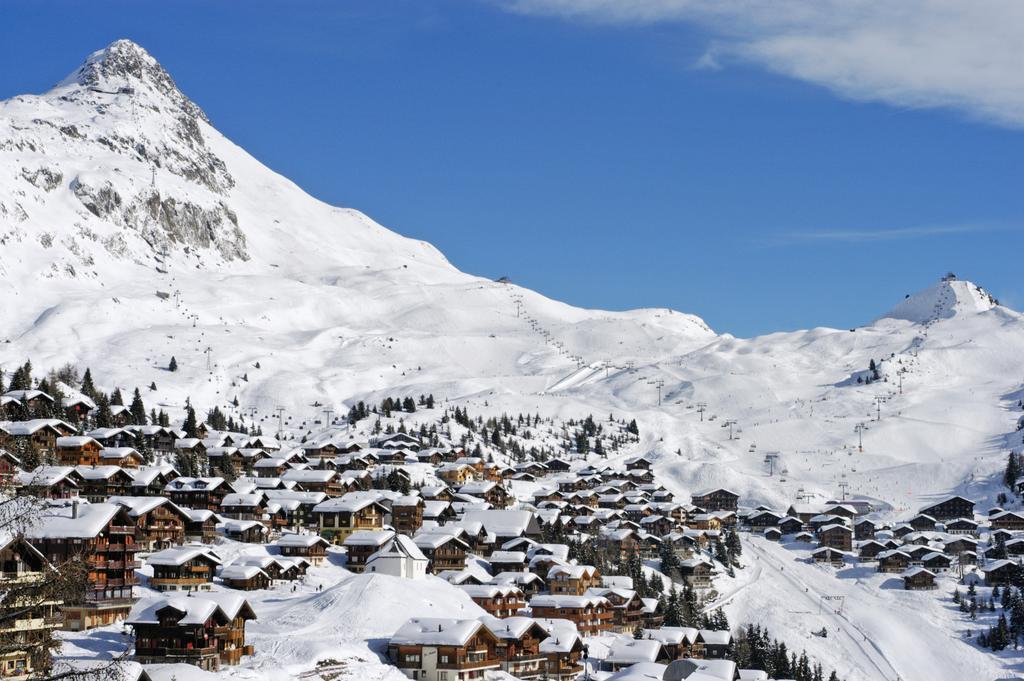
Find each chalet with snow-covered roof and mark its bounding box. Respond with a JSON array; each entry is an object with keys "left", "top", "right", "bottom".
[
  {"left": 99, "top": 447, "right": 143, "bottom": 468},
  {"left": 414, "top": 532, "right": 470, "bottom": 573},
  {"left": 811, "top": 546, "right": 847, "bottom": 567},
  {"left": 313, "top": 494, "right": 387, "bottom": 543},
  {"left": 818, "top": 524, "right": 853, "bottom": 551},
  {"left": 877, "top": 550, "right": 913, "bottom": 573},
  {"left": 342, "top": 530, "right": 394, "bottom": 572},
  {"left": 14, "top": 466, "right": 82, "bottom": 499},
  {"left": 147, "top": 546, "right": 221, "bottom": 592},
  {"left": 55, "top": 436, "right": 103, "bottom": 466},
  {"left": 219, "top": 519, "right": 268, "bottom": 544},
  {"left": 108, "top": 496, "right": 190, "bottom": 550},
  {"left": 388, "top": 617, "right": 501, "bottom": 681},
  {"left": 390, "top": 495, "right": 425, "bottom": 535},
  {"left": 901, "top": 567, "right": 937, "bottom": 590},
  {"left": 678, "top": 557, "right": 715, "bottom": 588},
  {"left": 274, "top": 533, "right": 330, "bottom": 565},
  {"left": 919, "top": 495, "right": 975, "bottom": 521},
  {"left": 74, "top": 465, "right": 134, "bottom": 502},
  {"left": 0, "top": 534, "right": 61, "bottom": 678},
  {"left": 478, "top": 615, "right": 549, "bottom": 680},
  {"left": 128, "top": 593, "right": 255, "bottom": 670},
  {"left": 220, "top": 565, "right": 271, "bottom": 591},
  {"left": 990, "top": 511, "right": 1024, "bottom": 531},
  {"left": 460, "top": 584, "right": 526, "bottom": 618},
  {"left": 536, "top": 619, "right": 584, "bottom": 681},
  {"left": 529, "top": 595, "right": 613, "bottom": 635},
  {"left": 586, "top": 586, "right": 645, "bottom": 633},
  {"left": 691, "top": 488, "right": 739, "bottom": 513},
  {"left": 983, "top": 559, "right": 1019, "bottom": 586},
  {"left": 0, "top": 420, "right": 62, "bottom": 459},
  {"left": 547, "top": 565, "right": 602, "bottom": 596},
  {"left": 164, "top": 477, "right": 231, "bottom": 511},
  {"left": 27, "top": 501, "right": 139, "bottom": 630}
]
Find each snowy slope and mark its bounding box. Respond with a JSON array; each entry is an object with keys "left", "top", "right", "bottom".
[
  {"left": 0, "top": 40, "right": 714, "bottom": 422},
  {"left": 7, "top": 40, "right": 1024, "bottom": 681}
]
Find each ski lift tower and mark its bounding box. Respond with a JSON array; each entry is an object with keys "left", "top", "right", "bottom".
[{"left": 854, "top": 422, "right": 867, "bottom": 452}]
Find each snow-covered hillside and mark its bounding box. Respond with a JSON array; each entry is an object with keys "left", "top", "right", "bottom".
[
  {"left": 4, "top": 40, "right": 1024, "bottom": 520},
  {"left": 5, "top": 39, "right": 1024, "bottom": 681},
  {"left": 0, "top": 40, "right": 714, "bottom": 425}
]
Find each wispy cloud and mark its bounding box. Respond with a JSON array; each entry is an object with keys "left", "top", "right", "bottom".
[
  {"left": 496, "top": 0, "right": 1024, "bottom": 128},
  {"left": 775, "top": 223, "right": 1007, "bottom": 244}
]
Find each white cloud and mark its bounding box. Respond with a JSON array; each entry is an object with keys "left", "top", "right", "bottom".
[
  {"left": 777, "top": 223, "right": 1006, "bottom": 244},
  {"left": 499, "top": 0, "right": 1024, "bottom": 127}
]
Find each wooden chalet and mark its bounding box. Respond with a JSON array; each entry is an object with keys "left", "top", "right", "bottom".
[
  {"left": 275, "top": 533, "right": 330, "bottom": 566},
  {"left": 147, "top": 546, "right": 221, "bottom": 592},
  {"left": 0, "top": 535, "right": 62, "bottom": 678},
  {"left": 481, "top": 616, "right": 550, "bottom": 680},
  {"left": 919, "top": 495, "right": 975, "bottom": 521},
  {"left": 391, "top": 495, "right": 425, "bottom": 535},
  {"left": 128, "top": 593, "right": 255, "bottom": 670},
  {"left": 313, "top": 494, "right": 387, "bottom": 543},
  {"left": 529, "top": 595, "right": 613, "bottom": 635},
  {"left": 108, "top": 496, "right": 189, "bottom": 551},
  {"left": 388, "top": 617, "right": 502, "bottom": 681},
  {"left": 691, "top": 489, "right": 739, "bottom": 513},
  {"left": 902, "top": 567, "right": 937, "bottom": 590},
  {"left": 27, "top": 501, "right": 139, "bottom": 630}
]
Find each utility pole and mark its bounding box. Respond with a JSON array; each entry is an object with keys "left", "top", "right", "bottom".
[
  {"left": 204, "top": 346, "right": 212, "bottom": 371},
  {"left": 696, "top": 402, "right": 707, "bottom": 422},
  {"left": 898, "top": 368, "right": 905, "bottom": 395},
  {"left": 725, "top": 419, "right": 737, "bottom": 440},
  {"left": 655, "top": 380, "right": 665, "bottom": 406},
  {"left": 854, "top": 422, "right": 867, "bottom": 452},
  {"left": 323, "top": 408, "right": 334, "bottom": 427},
  {"left": 764, "top": 453, "right": 778, "bottom": 476},
  {"left": 838, "top": 480, "right": 850, "bottom": 501},
  {"left": 274, "top": 407, "right": 285, "bottom": 438},
  {"left": 874, "top": 396, "right": 885, "bottom": 421}
]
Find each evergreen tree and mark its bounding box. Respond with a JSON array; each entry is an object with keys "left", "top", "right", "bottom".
[
  {"left": 129, "top": 388, "right": 147, "bottom": 425},
  {"left": 80, "top": 368, "right": 98, "bottom": 400},
  {"left": 183, "top": 405, "right": 199, "bottom": 438},
  {"left": 168, "top": 356, "right": 178, "bottom": 372},
  {"left": 1005, "top": 450, "right": 1021, "bottom": 491}
]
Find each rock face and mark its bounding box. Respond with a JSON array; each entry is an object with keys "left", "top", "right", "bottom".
[{"left": 0, "top": 39, "right": 246, "bottom": 277}]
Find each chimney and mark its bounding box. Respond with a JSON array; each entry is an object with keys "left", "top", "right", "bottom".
[{"left": 72, "top": 500, "right": 79, "bottom": 519}]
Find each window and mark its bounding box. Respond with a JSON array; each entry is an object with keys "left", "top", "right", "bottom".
[{"left": 440, "top": 655, "right": 449, "bottom": 663}]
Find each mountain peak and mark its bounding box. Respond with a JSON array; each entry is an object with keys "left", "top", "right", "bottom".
[
  {"left": 878, "top": 275, "right": 999, "bottom": 324},
  {"left": 56, "top": 38, "right": 208, "bottom": 123}
]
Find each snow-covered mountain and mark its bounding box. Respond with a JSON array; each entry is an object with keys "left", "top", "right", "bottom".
[
  {"left": 0, "top": 39, "right": 713, "bottom": 417},
  {"left": 3, "top": 40, "right": 1024, "bottom": 518},
  {"left": 7, "top": 40, "right": 1024, "bottom": 681}
]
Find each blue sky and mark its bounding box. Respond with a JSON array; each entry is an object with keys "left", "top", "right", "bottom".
[{"left": 2, "top": 1, "right": 1022, "bottom": 336}]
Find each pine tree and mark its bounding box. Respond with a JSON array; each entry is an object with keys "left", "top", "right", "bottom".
[
  {"left": 80, "top": 368, "right": 97, "bottom": 400},
  {"left": 183, "top": 405, "right": 198, "bottom": 438},
  {"left": 129, "top": 388, "right": 147, "bottom": 425},
  {"left": 1005, "top": 450, "right": 1021, "bottom": 491},
  {"left": 168, "top": 356, "right": 178, "bottom": 372}
]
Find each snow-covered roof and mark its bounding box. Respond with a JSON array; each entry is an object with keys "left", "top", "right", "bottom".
[
  {"left": 606, "top": 638, "right": 664, "bottom": 664},
  {"left": 390, "top": 617, "right": 485, "bottom": 646},
  {"left": 27, "top": 501, "right": 123, "bottom": 539},
  {"left": 147, "top": 545, "right": 221, "bottom": 566}
]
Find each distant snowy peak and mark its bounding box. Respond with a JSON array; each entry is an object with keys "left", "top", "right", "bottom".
[
  {"left": 878, "top": 277, "right": 1000, "bottom": 324},
  {"left": 56, "top": 38, "right": 208, "bottom": 125}
]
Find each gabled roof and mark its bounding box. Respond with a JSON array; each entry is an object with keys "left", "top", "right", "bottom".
[{"left": 390, "top": 617, "right": 486, "bottom": 646}]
